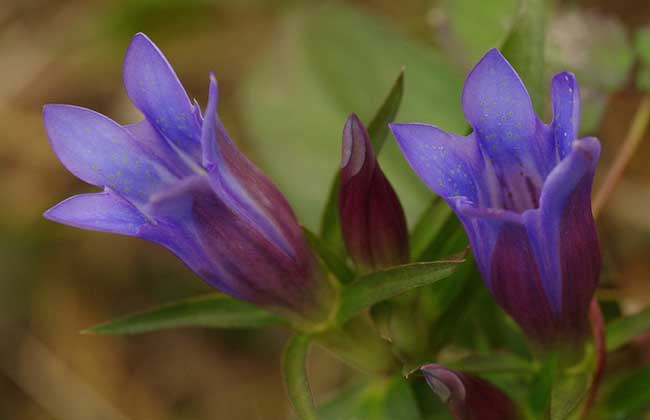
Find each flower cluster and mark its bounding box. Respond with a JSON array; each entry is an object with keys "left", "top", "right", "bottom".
[{"left": 44, "top": 34, "right": 602, "bottom": 420}]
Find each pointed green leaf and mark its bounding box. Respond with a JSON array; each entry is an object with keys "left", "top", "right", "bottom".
[
  {"left": 284, "top": 335, "right": 318, "bottom": 420},
  {"left": 319, "top": 70, "right": 405, "bottom": 253},
  {"left": 501, "top": 0, "right": 549, "bottom": 114},
  {"left": 337, "top": 259, "right": 462, "bottom": 324},
  {"left": 84, "top": 294, "right": 281, "bottom": 335},
  {"left": 605, "top": 308, "right": 650, "bottom": 352}
]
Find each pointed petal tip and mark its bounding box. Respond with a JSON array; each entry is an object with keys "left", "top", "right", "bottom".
[
  {"left": 341, "top": 113, "right": 370, "bottom": 174},
  {"left": 572, "top": 136, "right": 601, "bottom": 164}
]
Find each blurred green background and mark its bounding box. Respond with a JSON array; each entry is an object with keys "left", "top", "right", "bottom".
[{"left": 1, "top": 0, "right": 649, "bottom": 418}]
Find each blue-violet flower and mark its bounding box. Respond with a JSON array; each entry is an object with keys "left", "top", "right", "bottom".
[
  {"left": 391, "top": 49, "right": 601, "bottom": 347},
  {"left": 43, "top": 33, "right": 335, "bottom": 325}
]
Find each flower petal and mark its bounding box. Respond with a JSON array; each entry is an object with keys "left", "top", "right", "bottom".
[
  {"left": 123, "top": 33, "right": 202, "bottom": 161},
  {"left": 390, "top": 123, "right": 484, "bottom": 204},
  {"left": 456, "top": 200, "right": 557, "bottom": 343},
  {"left": 201, "top": 76, "right": 305, "bottom": 261},
  {"left": 551, "top": 72, "right": 580, "bottom": 160},
  {"left": 461, "top": 49, "right": 554, "bottom": 211},
  {"left": 523, "top": 137, "right": 600, "bottom": 327},
  {"left": 43, "top": 189, "right": 147, "bottom": 235},
  {"left": 462, "top": 49, "right": 537, "bottom": 162},
  {"left": 125, "top": 119, "right": 200, "bottom": 177},
  {"left": 43, "top": 104, "right": 176, "bottom": 204},
  {"left": 144, "top": 176, "right": 319, "bottom": 313}
]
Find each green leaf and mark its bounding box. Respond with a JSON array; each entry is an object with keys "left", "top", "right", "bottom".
[
  {"left": 605, "top": 308, "right": 650, "bottom": 352},
  {"left": 84, "top": 294, "right": 281, "bottom": 335},
  {"left": 319, "top": 70, "right": 405, "bottom": 254},
  {"left": 318, "top": 376, "right": 421, "bottom": 420},
  {"left": 303, "top": 227, "right": 354, "bottom": 283},
  {"left": 501, "top": 0, "right": 548, "bottom": 114},
  {"left": 337, "top": 259, "right": 462, "bottom": 324},
  {"left": 284, "top": 335, "right": 318, "bottom": 420},
  {"left": 602, "top": 365, "right": 650, "bottom": 418}
]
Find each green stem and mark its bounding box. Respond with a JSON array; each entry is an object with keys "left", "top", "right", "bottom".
[{"left": 283, "top": 335, "right": 318, "bottom": 420}]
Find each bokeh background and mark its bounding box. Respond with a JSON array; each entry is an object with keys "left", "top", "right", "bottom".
[{"left": 1, "top": 0, "right": 649, "bottom": 418}]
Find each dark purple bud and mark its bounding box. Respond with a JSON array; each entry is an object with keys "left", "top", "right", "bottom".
[
  {"left": 421, "top": 364, "right": 520, "bottom": 420},
  {"left": 339, "top": 113, "right": 409, "bottom": 271},
  {"left": 43, "top": 33, "right": 335, "bottom": 327}
]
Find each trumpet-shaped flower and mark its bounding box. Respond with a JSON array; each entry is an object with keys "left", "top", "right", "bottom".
[
  {"left": 43, "top": 33, "right": 334, "bottom": 324},
  {"left": 339, "top": 114, "right": 409, "bottom": 271},
  {"left": 391, "top": 49, "right": 600, "bottom": 347}
]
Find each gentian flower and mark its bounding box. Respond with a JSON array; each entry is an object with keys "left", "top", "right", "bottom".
[
  {"left": 339, "top": 114, "right": 409, "bottom": 271},
  {"left": 421, "top": 364, "right": 520, "bottom": 420},
  {"left": 391, "top": 49, "right": 601, "bottom": 348},
  {"left": 43, "top": 33, "right": 335, "bottom": 326}
]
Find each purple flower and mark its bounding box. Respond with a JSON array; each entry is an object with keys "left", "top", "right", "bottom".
[
  {"left": 391, "top": 49, "right": 601, "bottom": 347},
  {"left": 43, "top": 33, "right": 334, "bottom": 324},
  {"left": 421, "top": 364, "right": 520, "bottom": 420},
  {"left": 339, "top": 114, "right": 409, "bottom": 271}
]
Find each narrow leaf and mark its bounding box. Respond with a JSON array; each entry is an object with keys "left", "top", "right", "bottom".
[
  {"left": 284, "top": 335, "right": 318, "bottom": 420},
  {"left": 337, "top": 259, "right": 463, "bottom": 324},
  {"left": 320, "top": 71, "right": 405, "bottom": 251},
  {"left": 500, "top": 0, "right": 548, "bottom": 114},
  {"left": 84, "top": 294, "right": 281, "bottom": 335},
  {"left": 605, "top": 308, "right": 650, "bottom": 352}
]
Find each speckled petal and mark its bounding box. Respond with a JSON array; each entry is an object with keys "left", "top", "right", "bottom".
[
  {"left": 462, "top": 49, "right": 537, "bottom": 163},
  {"left": 461, "top": 49, "right": 553, "bottom": 212},
  {"left": 390, "top": 123, "right": 484, "bottom": 204},
  {"left": 43, "top": 188, "right": 147, "bottom": 235},
  {"left": 123, "top": 33, "right": 202, "bottom": 162},
  {"left": 201, "top": 76, "right": 306, "bottom": 261},
  {"left": 43, "top": 104, "right": 177, "bottom": 204},
  {"left": 551, "top": 72, "right": 580, "bottom": 160}
]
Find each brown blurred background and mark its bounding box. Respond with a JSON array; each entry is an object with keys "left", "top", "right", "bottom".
[{"left": 0, "top": 0, "right": 649, "bottom": 419}]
